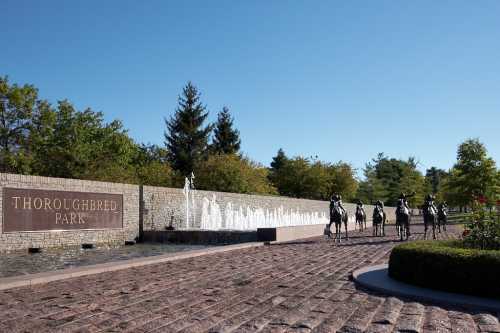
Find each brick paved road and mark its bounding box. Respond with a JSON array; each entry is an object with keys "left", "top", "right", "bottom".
[{"left": 1, "top": 224, "right": 499, "bottom": 333}]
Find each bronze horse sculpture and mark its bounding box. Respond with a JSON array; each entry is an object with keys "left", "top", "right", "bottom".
[
  {"left": 372, "top": 201, "right": 386, "bottom": 236},
  {"left": 395, "top": 193, "right": 412, "bottom": 241},
  {"left": 423, "top": 194, "right": 438, "bottom": 239},
  {"left": 437, "top": 201, "right": 448, "bottom": 232},
  {"left": 355, "top": 201, "right": 367, "bottom": 232},
  {"left": 326, "top": 194, "right": 349, "bottom": 242}
]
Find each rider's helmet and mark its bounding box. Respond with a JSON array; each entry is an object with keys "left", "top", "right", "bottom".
[
  {"left": 425, "top": 194, "right": 433, "bottom": 201},
  {"left": 399, "top": 192, "right": 406, "bottom": 199},
  {"left": 357, "top": 200, "right": 363, "bottom": 206}
]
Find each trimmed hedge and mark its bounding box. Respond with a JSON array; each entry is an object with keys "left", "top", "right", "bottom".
[{"left": 388, "top": 240, "right": 500, "bottom": 299}]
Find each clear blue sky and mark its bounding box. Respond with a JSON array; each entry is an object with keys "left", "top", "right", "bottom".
[{"left": 1, "top": 1, "right": 499, "bottom": 177}]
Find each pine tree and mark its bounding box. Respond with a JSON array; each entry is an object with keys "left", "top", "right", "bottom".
[
  {"left": 270, "top": 148, "right": 287, "bottom": 171},
  {"left": 164, "top": 82, "right": 212, "bottom": 176},
  {"left": 268, "top": 148, "right": 288, "bottom": 190},
  {"left": 425, "top": 167, "right": 447, "bottom": 194},
  {"left": 211, "top": 106, "right": 241, "bottom": 154}
]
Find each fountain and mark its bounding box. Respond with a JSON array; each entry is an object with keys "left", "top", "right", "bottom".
[
  {"left": 182, "top": 173, "right": 197, "bottom": 229},
  {"left": 180, "top": 172, "right": 340, "bottom": 231},
  {"left": 199, "top": 194, "right": 330, "bottom": 231}
]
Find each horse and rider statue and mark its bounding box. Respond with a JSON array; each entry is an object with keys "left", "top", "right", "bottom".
[
  {"left": 372, "top": 200, "right": 386, "bottom": 236},
  {"left": 422, "top": 194, "right": 439, "bottom": 239},
  {"left": 437, "top": 201, "right": 448, "bottom": 232},
  {"left": 396, "top": 192, "right": 413, "bottom": 241},
  {"left": 326, "top": 193, "right": 349, "bottom": 242},
  {"left": 324, "top": 191, "right": 448, "bottom": 242},
  {"left": 355, "top": 200, "right": 367, "bottom": 232}
]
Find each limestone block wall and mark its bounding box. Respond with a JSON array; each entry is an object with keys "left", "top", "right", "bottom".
[
  {"left": 0, "top": 173, "right": 139, "bottom": 252},
  {"left": 142, "top": 186, "right": 396, "bottom": 231},
  {"left": 0, "top": 172, "right": 396, "bottom": 251}
]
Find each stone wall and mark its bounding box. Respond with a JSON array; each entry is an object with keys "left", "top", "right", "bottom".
[
  {"left": 142, "top": 186, "right": 396, "bottom": 231},
  {"left": 0, "top": 173, "right": 396, "bottom": 251},
  {"left": 0, "top": 173, "right": 139, "bottom": 252}
]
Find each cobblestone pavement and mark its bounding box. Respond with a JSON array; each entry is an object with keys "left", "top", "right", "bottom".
[{"left": 1, "top": 224, "right": 499, "bottom": 333}]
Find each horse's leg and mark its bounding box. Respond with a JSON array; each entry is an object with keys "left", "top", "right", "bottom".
[
  {"left": 433, "top": 218, "right": 436, "bottom": 239},
  {"left": 345, "top": 220, "right": 348, "bottom": 240},
  {"left": 327, "top": 221, "right": 333, "bottom": 238},
  {"left": 407, "top": 216, "right": 411, "bottom": 238},
  {"left": 400, "top": 222, "right": 404, "bottom": 241},
  {"left": 424, "top": 218, "right": 428, "bottom": 240},
  {"left": 443, "top": 217, "right": 447, "bottom": 231}
]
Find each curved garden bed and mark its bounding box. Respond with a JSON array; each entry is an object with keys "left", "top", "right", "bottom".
[{"left": 388, "top": 240, "right": 500, "bottom": 299}]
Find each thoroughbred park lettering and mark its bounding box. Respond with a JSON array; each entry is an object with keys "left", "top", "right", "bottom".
[{"left": 2, "top": 188, "right": 123, "bottom": 232}]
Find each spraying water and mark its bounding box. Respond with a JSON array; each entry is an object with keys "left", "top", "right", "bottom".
[{"left": 199, "top": 194, "right": 330, "bottom": 230}]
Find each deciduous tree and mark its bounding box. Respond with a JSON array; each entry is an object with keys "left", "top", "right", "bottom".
[{"left": 195, "top": 154, "right": 276, "bottom": 195}]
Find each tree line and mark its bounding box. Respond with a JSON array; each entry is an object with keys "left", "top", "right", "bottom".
[
  {"left": 357, "top": 146, "right": 499, "bottom": 211},
  {"left": 1, "top": 76, "right": 498, "bottom": 208}
]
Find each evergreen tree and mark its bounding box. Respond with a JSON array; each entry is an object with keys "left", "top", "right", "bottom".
[
  {"left": 164, "top": 82, "right": 212, "bottom": 176},
  {"left": 425, "top": 167, "right": 447, "bottom": 194},
  {"left": 211, "top": 106, "right": 241, "bottom": 154},
  {"left": 271, "top": 148, "right": 287, "bottom": 171},
  {"left": 269, "top": 148, "right": 288, "bottom": 187}
]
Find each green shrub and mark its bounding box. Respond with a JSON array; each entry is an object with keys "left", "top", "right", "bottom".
[
  {"left": 388, "top": 240, "right": 500, "bottom": 299},
  {"left": 462, "top": 201, "right": 500, "bottom": 250}
]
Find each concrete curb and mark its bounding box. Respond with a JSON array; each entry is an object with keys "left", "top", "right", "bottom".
[
  {"left": 353, "top": 264, "right": 500, "bottom": 312},
  {"left": 0, "top": 242, "right": 264, "bottom": 291}
]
